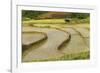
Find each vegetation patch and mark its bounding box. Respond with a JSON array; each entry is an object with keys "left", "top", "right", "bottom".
[
  {"left": 22, "top": 18, "right": 89, "bottom": 26},
  {"left": 22, "top": 10, "right": 90, "bottom": 62},
  {"left": 29, "top": 51, "right": 90, "bottom": 62}
]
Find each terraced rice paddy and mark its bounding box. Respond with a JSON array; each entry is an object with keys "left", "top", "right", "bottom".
[
  {"left": 22, "top": 32, "right": 47, "bottom": 51},
  {"left": 22, "top": 26, "right": 90, "bottom": 62},
  {"left": 22, "top": 32, "right": 47, "bottom": 45},
  {"left": 59, "top": 28, "right": 89, "bottom": 54}
]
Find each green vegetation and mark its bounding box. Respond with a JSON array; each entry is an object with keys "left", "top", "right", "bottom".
[
  {"left": 22, "top": 10, "right": 46, "bottom": 20},
  {"left": 23, "top": 19, "right": 65, "bottom": 24},
  {"left": 22, "top": 10, "right": 90, "bottom": 21},
  {"left": 60, "top": 51, "right": 90, "bottom": 60},
  {"left": 22, "top": 18, "right": 89, "bottom": 26},
  {"left": 30, "top": 51, "right": 89, "bottom": 62},
  {"left": 71, "top": 13, "right": 90, "bottom": 19},
  {"left": 22, "top": 10, "right": 90, "bottom": 62},
  {"left": 22, "top": 10, "right": 90, "bottom": 26}
]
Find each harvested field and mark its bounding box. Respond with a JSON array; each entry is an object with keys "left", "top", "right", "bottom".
[{"left": 22, "top": 26, "right": 89, "bottom": 62}]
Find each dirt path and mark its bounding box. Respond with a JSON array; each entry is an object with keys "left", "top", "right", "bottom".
[{"left": 22, "top": 27, "right": 70, "bottom": 62}]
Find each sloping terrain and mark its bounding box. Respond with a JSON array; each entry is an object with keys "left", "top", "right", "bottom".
[
  {"left": 59, "top": 28, "right": 89, "bottom": 54},
  {"left": 22, "top": 27, "right": 70, "bottom": 62},
  {"left": 22, "top": 27, "right": 90, "bottom": 62},
  {"left": 22, "top": 32, "right": 47, "bottom": 46}
]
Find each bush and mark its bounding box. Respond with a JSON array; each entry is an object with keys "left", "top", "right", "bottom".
[{"left": 71, "top": 13, "right": 90, "bottom": 19}]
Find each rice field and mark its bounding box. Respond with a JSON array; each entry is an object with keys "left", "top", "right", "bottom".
[{"left": 22, "top": 25, "right": 90, "bottom": 62}]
